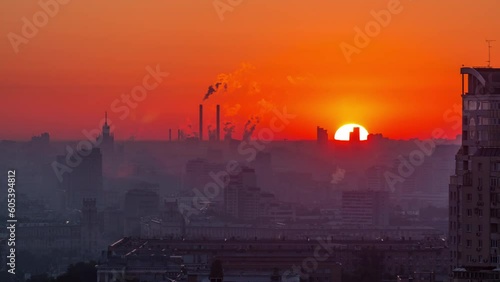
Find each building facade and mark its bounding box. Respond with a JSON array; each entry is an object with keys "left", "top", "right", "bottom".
[
  {"left": 341, "top": 190, "right": 390, "bottom": 226},
  {"left": 58, "top": 147, "right": 103, "bottom": 209},
  {"left": 449, "top": 67, "right": 500, "bottom": 281},
  {"left": 224, "top": 167, "right": 261, "bottom": 221}
]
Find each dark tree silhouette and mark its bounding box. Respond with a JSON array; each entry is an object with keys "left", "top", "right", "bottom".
[
  {"left": 27, "top": 274, "right": 54, "bottom": 282},
  {"left": 27, "top": 261, "right": 97, "bottom": 282},
  {"left": 270, "top": 267, "right": 281, "bottom": 281},
  {"left": 209, "top": 259, "right": 224, "bottom": 282},
  {"left": 342, "top": 248, "right": 390, "bottom": 282}
]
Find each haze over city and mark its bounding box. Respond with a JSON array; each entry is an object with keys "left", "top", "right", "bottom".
[{"left": 1, "top": 1, "right": 500, "bottom": 282}]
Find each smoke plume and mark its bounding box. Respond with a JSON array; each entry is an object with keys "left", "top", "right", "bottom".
[{"left": 242, "top": 116, "right": 260, "bottom": 141}]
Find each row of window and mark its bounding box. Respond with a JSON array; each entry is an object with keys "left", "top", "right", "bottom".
[
  {"left": 453, "top": 268, "right": 500, "bottom": 279},
  {"left": 450, "top": 222, "right": 500, "bottom": 233},
  {"left": 466, "top": 208, "right": 484, "bottom": 217},
  {"left": 466, "top": 117, "right": 500, "bottom": 126},
  {"left": 466, "top": 254, "right": 498, "bottom": 264},
  {"left": 465, "top": 224, "right": 483, "bottom": 233},
  {"left": 464, "top": 130, "right": 500, "bottom": 141},
  {"left": 451, "top": 252, "right": 500, "bottom": 264},
  {"left": 465, "top": 100, "right": 500, "bottom": 111},
  {"left": 465, "top": 239, "right": 482, "bottom": 248},
  {"left": 465, "top": 192, "right": 484, "bottom": 201}
]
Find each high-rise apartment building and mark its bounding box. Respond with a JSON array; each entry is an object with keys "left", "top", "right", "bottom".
[
  {"left": 341, "top": 190, "right": 390, "bottom": 226},
  {"left": 449, "top": 67, "right": 500, "bottom": 281},
  {"left": 58, "top": 148, "right": 103, "bottom": 209},
  {"left": 224, "top": 167, "right": 261, "bottom": 221}
]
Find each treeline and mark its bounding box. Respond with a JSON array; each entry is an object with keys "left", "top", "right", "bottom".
[{"left": 27, "top": 261, "right": 96, "bottom": 282}]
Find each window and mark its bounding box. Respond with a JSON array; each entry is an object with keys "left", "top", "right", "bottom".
[
  {"left": 494, "top": 163, "right": 500, "bottom": 172},
  {"left": 478, "top": 225, "right": 482, "bottom": 232},
  {"left": 466, "top": 224, "right": 471, "bottom": 232},
  {"left": 468, "top": 209, "right": 473, "bottom": 217},
  {"left": 467, "top": 240, "right": 472, "bottom": 248},
  {"left": 467, "top": 193, "right": 473, "bottom": 202},
  {"left": 478, "top": 209, "right": 483, "bottom": 217},
  {"left": 492, "top": 178, "right": 498, "bottom": 187},
  {"left": 479, "top": 131, "right": 489, "bottom": 141}
]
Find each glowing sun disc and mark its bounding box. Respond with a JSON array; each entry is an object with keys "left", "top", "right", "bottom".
[{"left": 334, "top": 124, "right": 369, "bottom": 141}]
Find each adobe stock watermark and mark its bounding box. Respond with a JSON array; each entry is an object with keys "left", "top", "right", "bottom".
[
  {"left": 51, "top": 65, "right": 169, "bottom": 182},
  {"left": 384, "top": 103, "right": 461, "bottom": 191},
  {"left": 7, "top": 0, "right": 71, "bottom": 54},
  {"left": 213, "top": 0, "right": 244, "bottom": 22},
  {"left": 178, "top": 107, "right": 296, "bottom": 221},
  {"left": 339, "top": 0, "right": 413, "bottom": 63}
]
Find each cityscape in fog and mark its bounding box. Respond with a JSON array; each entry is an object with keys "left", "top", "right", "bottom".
[{"left": 1, "top": 102, "right": 461, "bottom": 281}]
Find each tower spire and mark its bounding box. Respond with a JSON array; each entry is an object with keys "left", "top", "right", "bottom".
[{"left": 486, "top": 39, "right": 496, "bottom": 68}]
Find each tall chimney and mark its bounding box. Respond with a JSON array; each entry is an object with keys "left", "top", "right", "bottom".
[
  {"left": 199, "top": 104, "right": 203, "bottom": 141},
  {"left": 216, "top": 104, "right": 220, "bottom": 141},
  {"left": 169, "top": 129, "right": 172, "bottom": 142}
]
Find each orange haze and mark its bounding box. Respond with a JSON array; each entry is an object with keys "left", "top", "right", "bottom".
[{"left": 1, "top": 0, "right": 499, "bottom": 140}]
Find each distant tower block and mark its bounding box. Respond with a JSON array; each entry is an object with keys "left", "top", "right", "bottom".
[
  {"left": 216, "top": 104, "right": 221, "bottom": 141},
  {"left": 98, "top": 111, "right": 114, "bottom": 153},
  {"left": 199, "top": 104, "right": 203, "bottom": 141},
  {"left": 81, "top": 198, "right": 98, "bottom": 258},
  {"left": 350, "top": 127, "right": 360, "bottom": 142},
  {"left": 316, "top": 126, "right": 328, "bottom": 145}
]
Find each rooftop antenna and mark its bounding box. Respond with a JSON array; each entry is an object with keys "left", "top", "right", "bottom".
[{"left": 486, "top": 39, "right": 496, "bottom": 68}]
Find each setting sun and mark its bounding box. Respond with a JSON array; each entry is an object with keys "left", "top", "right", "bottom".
[{"left": 334, "top": 124, "right": 369, "bottom": 141}]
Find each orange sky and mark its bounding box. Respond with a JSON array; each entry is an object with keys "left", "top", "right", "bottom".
[{"left": 1, "top": 0, "right": 499, "bottom": 141}]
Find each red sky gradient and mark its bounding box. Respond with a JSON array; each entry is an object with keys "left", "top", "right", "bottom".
[{"left": 1, "top": 0, "right": 499, "bottom": 141}]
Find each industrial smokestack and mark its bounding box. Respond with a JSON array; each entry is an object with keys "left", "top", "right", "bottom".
[
  {"left": 216, "top": 105, "right": 220, "bottom": 141},
  {"left": 199, "top": 104, "right": 203, "bottom": 141}
]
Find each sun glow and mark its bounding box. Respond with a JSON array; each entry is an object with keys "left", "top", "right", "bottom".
[{"left": 334, "top": 124, "right": 369, "bottom": 141}]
